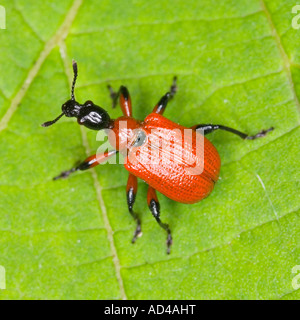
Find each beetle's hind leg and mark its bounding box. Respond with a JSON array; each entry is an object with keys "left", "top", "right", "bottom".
[
  {"left": 147, "top": 186, "right": 172, "bottom": 254},
  {"left": 126, "top": 174, "right": 142, "bottom": 243},
  {"left": 191, "top": 124, "right": 274, "bottom": 140}
]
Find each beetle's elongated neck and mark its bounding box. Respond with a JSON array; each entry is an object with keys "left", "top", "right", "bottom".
[{"left": 107, "top": 116, "right": 142, "bottom": 151}]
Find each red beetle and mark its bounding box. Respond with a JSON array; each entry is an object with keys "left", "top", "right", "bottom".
[{"left": 42, "top": 61, "right": 273, "bottom": 254}]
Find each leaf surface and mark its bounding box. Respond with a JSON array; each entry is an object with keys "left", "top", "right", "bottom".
[{"left": 0, "top": 0, "right": 299, "bottom": 299}]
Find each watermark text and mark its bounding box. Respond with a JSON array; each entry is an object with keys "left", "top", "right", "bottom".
[
  {"left": 292, "top": 5, "right": 300, "bottom": 29},
  {"left": 292, "top": 265, "right": 300, "bottom": 290},
  {"left": 0, "top": 265, "right": 5, "bottom": 289},
  {"left": 0, "top": 5, "right": 5, "bottom": 29}
]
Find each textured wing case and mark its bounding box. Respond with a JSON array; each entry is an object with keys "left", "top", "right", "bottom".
[{"left": 124, "top": 113, "right": 221, "bottom": 204}]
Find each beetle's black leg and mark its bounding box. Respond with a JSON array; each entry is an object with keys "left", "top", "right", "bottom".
[
  {"left": 147, "top": 186, "right": 172, "bottom": 254},
  {"left": 152, "top": 76, "right": 177, "bottom": 115},
  {"left": 107, "top": 85, "right": 132, "bottom": 117},
  {"left": 191, "top": 124, "right": 274, "bottom": 140},
  {"left": 152, "top": 92, "right": 171, "bottom": 115},
  {"left": 127, "top": 173, "right": 142, "bottom": 243},
  {"left": 107, "top": 84, "right": 118, "bottom": 109},
  {"left": 169, "top": 76, "right": 177, "bottom": 99},
  {"left": 53, "top": 150, "right": 117, "bottom": 180}
]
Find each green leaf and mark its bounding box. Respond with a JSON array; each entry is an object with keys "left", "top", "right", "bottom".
[{"left": 0, "top": 0, "right": 299, "bottom": 299}]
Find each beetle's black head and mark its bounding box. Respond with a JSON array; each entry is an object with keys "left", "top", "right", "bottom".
[
  {"left": 42, "top": 60, "right": 111, "bottom": 131},
  {"left": 62, "top": 99, "right": 81, "bottom": 117}
]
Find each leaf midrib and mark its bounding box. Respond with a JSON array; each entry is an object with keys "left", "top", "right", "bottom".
[{"left": 58, "top": 41, "right": 127, "bottom": 299}]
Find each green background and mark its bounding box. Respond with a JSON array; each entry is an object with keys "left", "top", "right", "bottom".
[{"left": 0, "top": 0, "right": 299, "bottom": 299}]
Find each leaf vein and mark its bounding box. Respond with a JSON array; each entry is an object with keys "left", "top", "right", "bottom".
[
  {"left": 0, "top": 0, "right": 83, "bottom": 132},
  {"left": 260, "top": 0, "right": 300, "bottom": 113},
  {"left": 59, "top": 42, "right": 127, "bottom": 300}
]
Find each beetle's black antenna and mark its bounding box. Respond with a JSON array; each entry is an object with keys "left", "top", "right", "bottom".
[
  {"left": 71, "top": 60, "right": 78, "bottom": 101},
  {"left": 41, "top": 113, "right": 64, "bottom": 127},
  {"left": 41, "top": 61, "right": 78, "bottom": 127}
]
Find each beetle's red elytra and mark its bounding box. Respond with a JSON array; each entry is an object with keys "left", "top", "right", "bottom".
[{"left": 42, "top": 61, "right": 274, "bottom": 254}]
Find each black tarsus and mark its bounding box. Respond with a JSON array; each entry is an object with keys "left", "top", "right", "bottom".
[
  {"left": 53, "top": 159, "right": 91, "bottom": 180},
  {"left": 155, "top": 92, "right": 171, "bottom": 114},
  {"left": 107, "top": 85, "right": 129, "bottom": 109},
  {"left": 194, "top": 124, "right": 274, "bottom": 140},
  {"left": 127, "top": 187, "right": 142, "bottom": 243},
  {"left": 153, "top": 76, "right": 178, "bottom": 114},
  {"left": 170, "top": 76, "right": 177, "bottom": 99},
  {"left": 107, "top": 84, "right": 118, "bottom": 108},
  {"left": 148, "top": 199, "right": 172, "bottom": 254}
]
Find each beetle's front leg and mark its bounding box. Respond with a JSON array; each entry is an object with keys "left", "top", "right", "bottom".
[
  {"left": 152, "top": 76, "right": 177, "bottom": 115},
  {"left": 126, "top": 173, "right": 142, "bottom": 243},
  {"left": 147, "top": 186, "right": 172, "bottom": 254},
  {"left": 107, "top": 85, "right": 132, "bottom": 117},
  {"left": 53, "top": 150, "right": 117, "bottom": 180}
]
